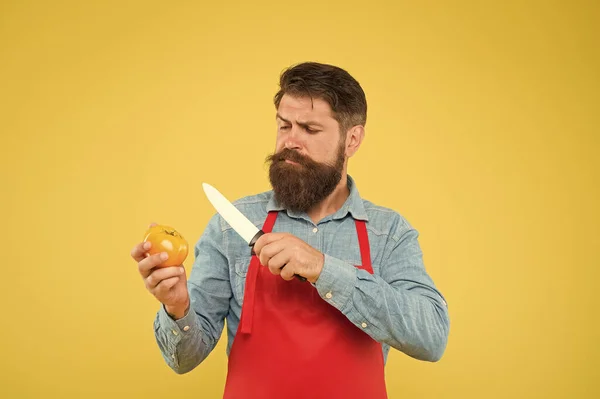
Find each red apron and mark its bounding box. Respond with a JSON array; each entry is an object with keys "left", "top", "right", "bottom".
[{"left": 223, "top": 211, "right": 388, "bottom": 399}]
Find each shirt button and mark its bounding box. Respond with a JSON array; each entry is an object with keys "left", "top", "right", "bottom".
[
  {"left": 312, "top": 227, "right": 318, "bottom": 233},
  {"left": 361, "top": 322, "right": 368, "bottom": 328},
  {"left": 171, "top": 330, "right": 178, "bottom": 336},
  {"left": 183, "top": 325, "right": 190, "bottom": 332},
  {"left": 325, "top": 292, "right": 333, "bottom": 299}
]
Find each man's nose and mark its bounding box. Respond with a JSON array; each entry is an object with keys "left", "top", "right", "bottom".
[
  {"left": 284, "top": 127, "right": 302, "bottom": 150},
  {"left": 284, "top": 140, "right": 301, "bottom": 150}
]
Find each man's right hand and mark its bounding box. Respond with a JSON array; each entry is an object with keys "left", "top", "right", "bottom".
[{"left": 131, "top": 228, "right": 190, "bottom": 319}]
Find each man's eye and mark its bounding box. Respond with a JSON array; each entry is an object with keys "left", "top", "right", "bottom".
[
  {"left": 280, "top": 126, "right": 290, "bottom": 130},
  {"left": 306, "top": 128, "right": 319, "bottom": 134}
]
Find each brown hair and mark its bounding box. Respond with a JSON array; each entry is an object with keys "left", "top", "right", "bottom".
[{"left": 273, "top": 62, "right": 367, "bottom": 133}]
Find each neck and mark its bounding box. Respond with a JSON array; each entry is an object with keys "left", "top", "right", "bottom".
[{"left": 307, "top": 172, "right": 350, "bottom": 224}]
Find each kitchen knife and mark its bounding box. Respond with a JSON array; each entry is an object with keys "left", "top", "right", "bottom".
[{"left": 202, "top": 182, "right": 307, "bottom": 282}]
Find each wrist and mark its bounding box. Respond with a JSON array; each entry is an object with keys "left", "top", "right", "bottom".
[
  {"left": 165, "top": 299, "right": 190, "bottom": 320},
  {"left": 308, "top": 253, "right": 325, "bottom": 284}
]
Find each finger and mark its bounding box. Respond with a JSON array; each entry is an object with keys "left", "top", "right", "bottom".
[
  {"left": 279, "top": 264, "right": 296, "bottom": 281},
  {"left": 254, "top": 232, "right": 288, "bottom": 255},
  {"left": 131, "top": 241, "right": 152, "bottom": 262},
  {"left": 146, "top": 266, "right": 185, "bottom": 290},
  {"left": 267, "top": 251, "right": 290, "bottom": 276},
  {"left": 259, "top": 240, "right": 286, "bottom": 267},
  {"left": 138, "top": 252, "right": 169, "bottom": 278},
  {"left": 152, "top": 276, "right": 180, "bottom": 297}
]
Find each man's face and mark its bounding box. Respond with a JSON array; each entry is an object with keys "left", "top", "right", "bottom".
[{"left": 266, "top": 94, "right": 347, "bottom": 213}]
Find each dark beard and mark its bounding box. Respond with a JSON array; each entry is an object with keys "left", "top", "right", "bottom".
[{"left": 265, "top": 141, "right": 345, "bottom": 213}]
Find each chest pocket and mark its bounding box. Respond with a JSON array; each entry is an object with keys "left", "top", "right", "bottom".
[{"left": 233, "top": 256, "right": 251, "bottom": 303}]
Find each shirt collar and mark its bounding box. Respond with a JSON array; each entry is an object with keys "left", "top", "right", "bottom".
[{"left": 266, "top": 175, "right": 369, "bottom": 222}]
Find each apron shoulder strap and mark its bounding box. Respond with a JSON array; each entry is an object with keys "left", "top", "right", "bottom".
[
  {"left": 263, "top": 211, "right": 278, "bottom": 233},
  {"left": 354, "top": 220, "right": 373, "bottom": 273}
]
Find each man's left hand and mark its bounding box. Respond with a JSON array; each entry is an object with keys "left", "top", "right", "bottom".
[{"left": 253, "top": 233, "right": 324, "bottom": 283}]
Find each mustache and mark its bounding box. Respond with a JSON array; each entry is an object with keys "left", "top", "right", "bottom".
[{"left": 265, "top": 148, "right": 314, "bottom": 166}]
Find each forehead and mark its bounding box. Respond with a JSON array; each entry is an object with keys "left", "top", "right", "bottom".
[{"left": 277, "top": 94, "right": 336, "bottom": 123}]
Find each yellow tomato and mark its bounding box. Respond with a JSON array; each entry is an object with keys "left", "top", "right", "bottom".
[{"left": 143, "top": 225, "right": 189, "bottom": 267}]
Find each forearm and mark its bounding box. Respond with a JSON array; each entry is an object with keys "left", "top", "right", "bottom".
[
  {"left": 153, "top": 303, "right": 216, "bottom": 374},
  {"left": 315, "top": 255, "right": 449, "bottom": 362},
  {"left": 153, "top": 212, "right": 233, "bottom": 373}
]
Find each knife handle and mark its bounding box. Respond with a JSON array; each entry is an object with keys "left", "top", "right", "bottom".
[
  {"left": 249, "top": 230, "right": 264, "bottom": 253},
  {"left": 249, "top": 230, "right": 307, "bottom": 282},
  {"left": 294, "top": 275, "right": 308, "bottom": 282}
]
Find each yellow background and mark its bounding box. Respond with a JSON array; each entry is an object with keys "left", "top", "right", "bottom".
[{"left": 1, "top": 1, "right": 598, "bottom": 398}]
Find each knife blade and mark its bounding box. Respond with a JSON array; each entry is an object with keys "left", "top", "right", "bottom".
[{"left": 202, "top": 182, "right": 306, "bottom": 282}]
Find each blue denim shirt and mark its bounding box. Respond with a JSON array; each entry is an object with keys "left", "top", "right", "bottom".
[{"left": 154, "top": 175, "right": 450, "bottom": 374}]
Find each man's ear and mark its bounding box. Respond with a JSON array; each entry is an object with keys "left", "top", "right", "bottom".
[{"left": 345, "top": 125, "right": 365, "bottom": 158}]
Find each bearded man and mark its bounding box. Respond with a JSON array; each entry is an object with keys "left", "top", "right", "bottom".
[{"left": 131, "top": 62, "right": 450, "bottom": 399}]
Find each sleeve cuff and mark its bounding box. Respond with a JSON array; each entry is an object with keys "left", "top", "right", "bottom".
[
  {"left": 158, "top": 303, "right": 198, "bottom": 334},
  {"left": 314, "top": 254, "right": 357, "bottom": 311}
]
